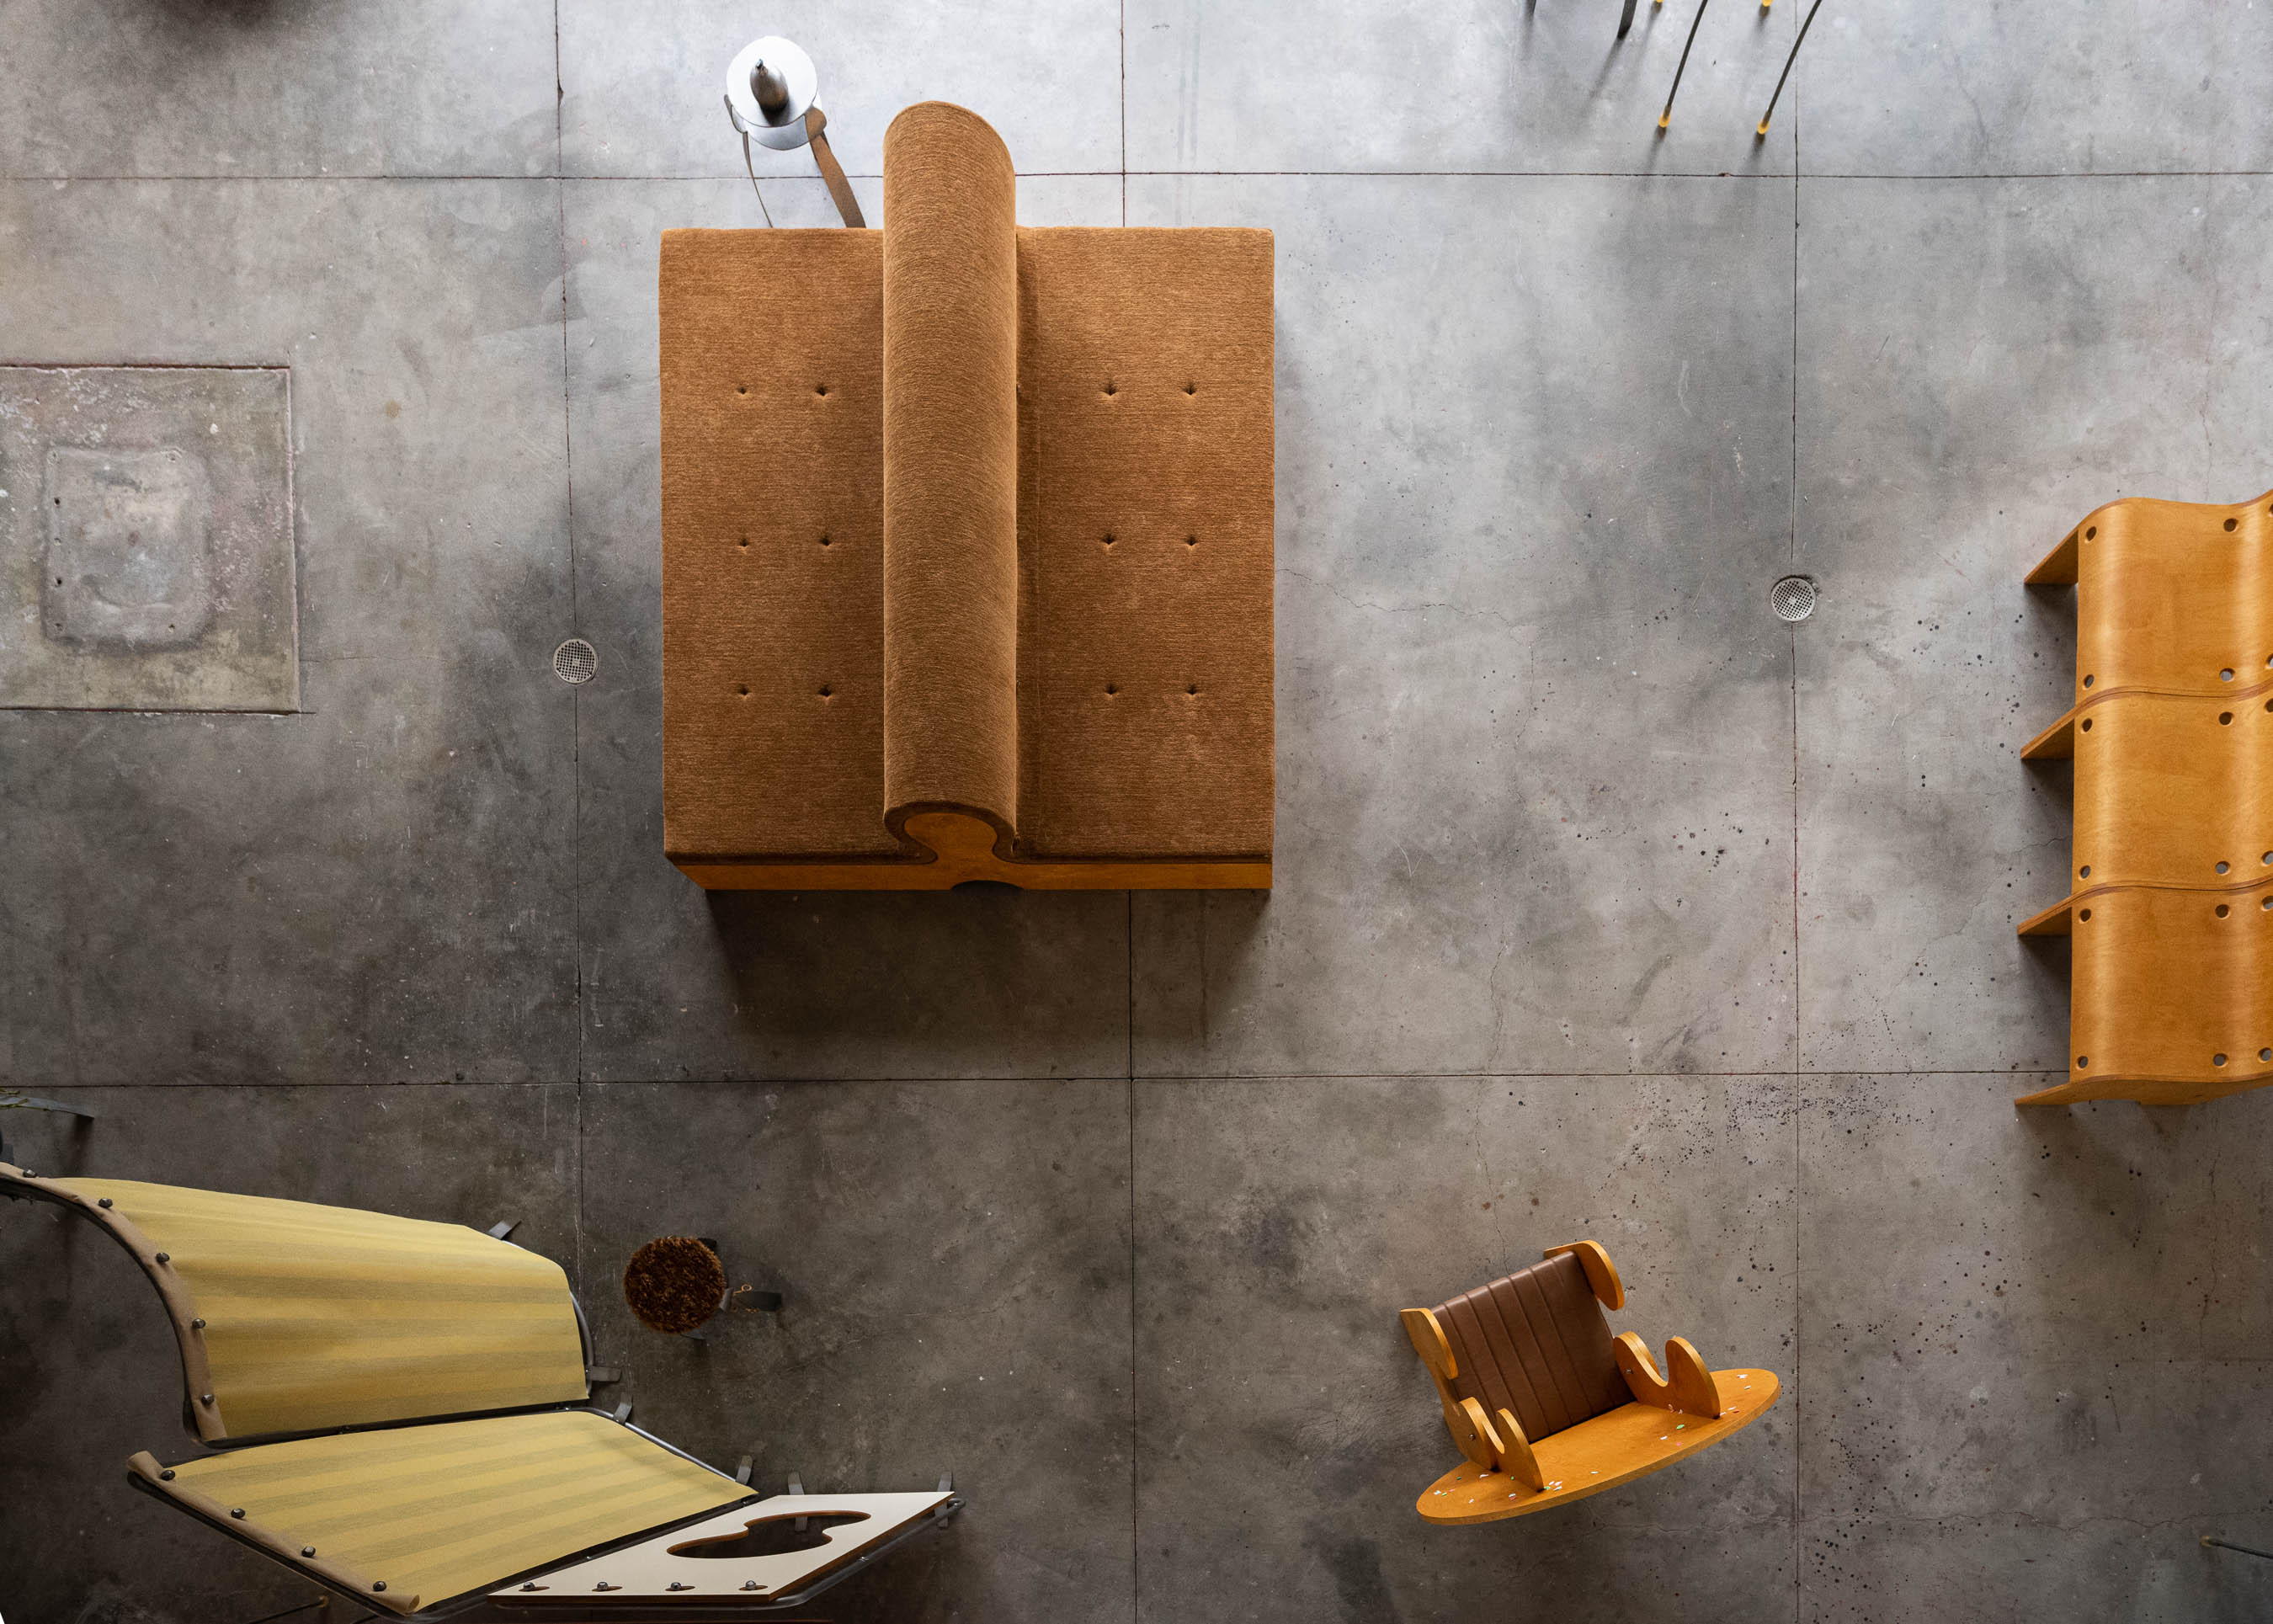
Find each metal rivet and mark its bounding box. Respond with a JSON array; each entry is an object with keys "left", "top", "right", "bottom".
[
  {"left": 668, "top": 1583, "right": 689, "bottom": 1591},
  {"left": 521, "top": 1583, "right": 540, "bottom": 1592},
  {"left": 154, "top": 1252, "right": 170, "bottom": 1264},
  {"left": 743, "top": 1581, "right": 761, "bottom": 1592},
  {"left": 230, "top": 1507, "right": 246, "bottom": 1519},
  {"left": 302, "top": 1546, "right": 316, "bottom": 1557},
  {"left": 98, "top": 1197, "right": 114, "bottom": 1208},
  {"left": 159, "top": 1469, "right": 176, "bottom": 1481},
  {"left": 372, "top": 1582, "right": 386, "bottom": 1593},
  {"left": 200, "top": 1393, "right": 214, "bottom": 1404},
  {"left": 192, "top": 1318, "right": 206, "bottom": 1330}
]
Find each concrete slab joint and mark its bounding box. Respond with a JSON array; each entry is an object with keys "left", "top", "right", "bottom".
[{"left": 0, "top": 365, "right": 297, "bottom": 712}]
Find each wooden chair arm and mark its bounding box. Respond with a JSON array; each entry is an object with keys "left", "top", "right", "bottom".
[
  {"left": 1403, "top": 1307, "right": 1494, "bottom": 1468},
  {"left": 1543, "top": 1240, "right": 1625, "bottom": 1310},
  {"left": 1400, "top": 1307, "right": 1456, "bottom": 1381},
  {"left": 1459, "top": 1398, "right": 1546, "bottom": 1492},
  {"left": 1613, "top": 1332, "right": 1723, "bottom": 1419}
]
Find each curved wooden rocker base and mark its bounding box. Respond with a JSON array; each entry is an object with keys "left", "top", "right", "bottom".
[
  {"left": 1416, "top": 1369, "right": 1780, "bottom": 1525},
  {"left": 673, "top": 810, "right": 1271, "bottom": 891}
]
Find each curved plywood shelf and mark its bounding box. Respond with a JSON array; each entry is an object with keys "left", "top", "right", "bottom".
[
  {"left": 1416, "top": 1370, "right": 1780, "bottom": 1525},
  {"left": 2019, "top": 487, "right": 2273, "bottom": 1105}
]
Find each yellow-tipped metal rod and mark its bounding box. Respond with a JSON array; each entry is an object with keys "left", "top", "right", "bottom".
[
  {"left": 1756, "top": 0, "right": 1827, "bottom": 137},
  {"left": 1658, "top": 0, "right": 1711, "bottom": 130}
]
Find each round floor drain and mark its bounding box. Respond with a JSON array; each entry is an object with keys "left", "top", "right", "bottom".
[
  {"left": 1770, "top": 576, "right": 1817, "bottom": 622},
  {"left": 553, "top": 638, "right": 599, "bottom": 684}
]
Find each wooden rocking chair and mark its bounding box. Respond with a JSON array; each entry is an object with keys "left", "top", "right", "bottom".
[{"left": 1401, "top": 1241, "right": 1779, "bottom": 1522}]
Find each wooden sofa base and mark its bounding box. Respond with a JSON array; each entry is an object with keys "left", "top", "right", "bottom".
[
  {"left": 1415, "top": 1369, "right": 1780, "bottom": 1525},
  {"left": 673, "top": 811, "right": 1270, "bottom": 891}
]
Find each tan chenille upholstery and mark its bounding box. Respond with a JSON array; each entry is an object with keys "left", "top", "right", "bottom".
[{"left": 658, "top": 100, "right": 1274, "bottom": 889}]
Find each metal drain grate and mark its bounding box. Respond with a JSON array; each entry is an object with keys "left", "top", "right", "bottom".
[
  {"left": 553, "top": 638, "right": 599, "bottom": 684},
  {"left": 1770, "top": 576, "right": 1817, "bottom": 622}
]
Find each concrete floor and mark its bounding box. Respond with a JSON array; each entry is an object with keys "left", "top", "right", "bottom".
[{"left": 3, "top": 1, "right": 2272, "bottom": 1619}]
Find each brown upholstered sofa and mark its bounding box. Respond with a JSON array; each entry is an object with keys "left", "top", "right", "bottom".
[{"left": 659, "top": 103, "right": 1275, "bottom": 890}]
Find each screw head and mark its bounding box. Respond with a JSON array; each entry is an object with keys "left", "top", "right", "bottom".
[
  {"left": 230, "top": 1507, "right": 246, "bottom": 1519},
  {"left": 668, "top": 1582, "right": 689, "bottom": 1591},
  {"left": 301, "top": 1546, "right": 316, "bottom": 1557},
  {"left": 743, "top": 1580, "right": 762, "bottom": 1592},
  {"left": 98, "top": 1197, "right": 114, "bottom": 1208},
  {"left": 372, "top": 1582, "right": 386, "bottom": 1593},
  {"left": 521, "top": 1583, "right": 540, "bottom": 1591},
  {"left": 154, "top": 1252, "right": 170, "bottom": 1264},
  {"left": 200, "top": 1393, "right": 214, "bottom": 1404},
  {"left": 159, "top": 1469, "right": 175, "bottom": 1481},
  {"left": 192, "top": 1318, "right": 206, "bottom": 1330}
]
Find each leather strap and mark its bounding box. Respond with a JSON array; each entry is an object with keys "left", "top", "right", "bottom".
[
  {"left": 805, "top": 107, "right": 867, "bottom": 228},
  {"left": 737, "top": 126, "right": 776, "bottom": 228}
]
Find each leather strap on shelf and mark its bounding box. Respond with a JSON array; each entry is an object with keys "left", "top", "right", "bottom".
[{"left": 806, "top": 106, "right": 867, "bottom": 228}]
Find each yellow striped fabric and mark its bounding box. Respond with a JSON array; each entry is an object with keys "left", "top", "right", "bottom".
[
  {"left": 167, "top": 1410, "right": 749, "bottom": 1605},
  {"left": 57, "top": 1177, "right": 587, "bottom": 1437}
]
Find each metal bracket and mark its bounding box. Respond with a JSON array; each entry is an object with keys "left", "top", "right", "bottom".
[
  {"left": 486, "top": 1219, "right": 519, "bottom": 1240},
  {"left": 938, "top": 1472, "right": 954, "bottom": 1494},
  {"left": 0, "top": 1094, "right": 97, "bottom": 1173},
  {"left": 611, "top": 1400, "right": 633, "bottom": 1424},
  {"left": 735, "top": 1455, "right": 753, "bottom": 1486},
  {"left": 584, "top": 1366, "right": 621, "bottom": 1386}
]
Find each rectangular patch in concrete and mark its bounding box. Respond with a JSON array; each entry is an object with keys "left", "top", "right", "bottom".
[{"left": 0, "top": 365, "right": 296, "bottom": 711}]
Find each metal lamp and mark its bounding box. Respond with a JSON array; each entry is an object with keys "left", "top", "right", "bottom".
[{"left": 723, "top": 35, "right": 865, "bottom": 227}]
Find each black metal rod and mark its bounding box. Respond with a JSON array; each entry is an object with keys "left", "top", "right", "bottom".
[
  {"left": 1755, "top": 0, "right": 1827, "bottom": 136},
  {"left": 2204, "top": 1535, "right": 2273, "bottom": 1563},
  {"left": 230, "top": 1600, "right": 329, "bottom": 1624},
  {"left": 1618, "top": 0, "right": 1639, "bottom": 38},
  {"left": 1658, "top": 0, "right": 1711, "bottom": 129}
]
